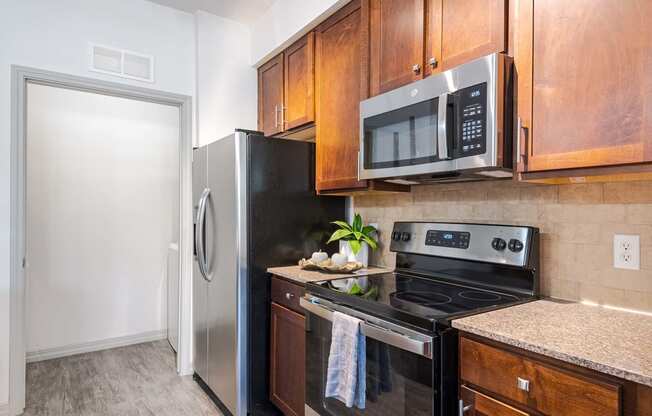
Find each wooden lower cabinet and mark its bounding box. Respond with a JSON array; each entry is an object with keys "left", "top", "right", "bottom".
[
  {"left": 459, "top": 334, "right": 652, "bottom": 416},
  {"left": 270, "top": 301, "right": 305, "bottom": 416}
]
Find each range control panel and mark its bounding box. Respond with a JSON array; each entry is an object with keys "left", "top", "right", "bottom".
[
  {"left": 425, "top": 230, "right": 470, "bottom": 249},
  {"left": 456, "top": 82, "right": 487, "bottom": 157},
  {"left": 389, "top": 222, "right": 538, "bottom": 268}
]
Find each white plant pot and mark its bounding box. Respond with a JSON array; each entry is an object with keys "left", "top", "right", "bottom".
[{"left": 339, "top": 240, "right": 369, "bottom": 267}]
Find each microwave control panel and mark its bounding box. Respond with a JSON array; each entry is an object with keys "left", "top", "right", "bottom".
[{"left": 456, "top": 82, "right": 487, "bottom": 157}]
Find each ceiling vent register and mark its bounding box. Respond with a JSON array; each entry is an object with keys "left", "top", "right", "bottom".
[{"left": 89, "top": 43, "right": 154, "bottom": 83}]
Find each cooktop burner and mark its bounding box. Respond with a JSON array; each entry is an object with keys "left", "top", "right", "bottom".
[
  {"left": 458, "top": 290, "right": 502, "bottom": 302},
  {"left": 309, "top": 272, "right": 529, "bottom": 331}
]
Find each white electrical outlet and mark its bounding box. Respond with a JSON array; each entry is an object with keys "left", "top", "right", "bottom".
[{"left": 613, "top": 234, "right": 640, "bottom": 270}]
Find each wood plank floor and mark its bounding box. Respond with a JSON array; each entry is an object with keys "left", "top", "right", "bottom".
[{"left": 24, "top": 340, "right": 223, "bottom": 416}]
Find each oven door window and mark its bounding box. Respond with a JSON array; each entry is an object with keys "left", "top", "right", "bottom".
[
  {"left": 363, "top": 98, "right": 440, "bottom": 170},
  {"left": 306, "top": 314, "right": 434, "bottom": 416}
]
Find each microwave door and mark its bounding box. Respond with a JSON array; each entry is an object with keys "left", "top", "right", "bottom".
[{"left": 362, "top": 96, "right": 441, "bottom": 175}]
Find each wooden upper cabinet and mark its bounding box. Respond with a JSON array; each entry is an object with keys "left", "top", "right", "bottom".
[
  {"left": 367, "top": 0, "right": 425, "bottom": 95},
  {"left": 440, "top": 0, "right": 506, "bottom": 71},
  {"left": 424, "top": 0, "right": 443, "bottom": 77},
  {"left": 258, "top": 53, "right": 284, "bottom": 136},
  {"left": 315, "top": 0, "right": 368, "bottom": 192},
  {"left": 284, "top": 33, "right": 315, "bottom": 130},
  {"left": 517, "top": 0, "right": 652, "bottom": 176}
]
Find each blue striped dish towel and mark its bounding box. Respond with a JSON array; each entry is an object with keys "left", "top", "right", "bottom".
[{"left": 325, "top": 311, "right": 366, "bottom": 409}]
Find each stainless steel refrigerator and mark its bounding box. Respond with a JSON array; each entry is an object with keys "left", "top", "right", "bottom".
[{"left": 192, "top": 130, "right": 344, "bottom": 416}]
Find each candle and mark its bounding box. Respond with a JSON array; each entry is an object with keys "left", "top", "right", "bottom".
[
  {"left": 331, "top": 252, "right": 347, "bottom": 267},
  {"left": 311, "top": 250, "right": 328, "bottom": 263}
]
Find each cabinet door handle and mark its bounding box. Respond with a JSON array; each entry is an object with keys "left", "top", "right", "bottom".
[
  {"left": 458, "top": 399, "right": 472, "bottom": 416},
  {"left": 517, "top": 377, "right": 530, "bottom": 392},
  {"left": 285, "top": 292, "right": 295, "bottom": 300},
  {"left": 428, "top": 57, "right": 438, "bottom": 68},
  {"left": 280, "top": 105, "right": 285, "bottom": 129},
  {"left": 517, "top": 117, "right": 529, "bottom": 165},
  {"left": 274, "top": 104, "right": 278, "bottom": 128},
  {"left": 412, "top": 64, "right": 421, "bottom": 74}
]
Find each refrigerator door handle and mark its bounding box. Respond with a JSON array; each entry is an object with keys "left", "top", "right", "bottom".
[{"left": 196, "top": 187, "right": 212, "bottom": 282}]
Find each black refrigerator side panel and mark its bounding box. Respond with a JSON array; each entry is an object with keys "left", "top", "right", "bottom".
[{"left": 246, "top": 135, "right": 345, "bottom": 415}]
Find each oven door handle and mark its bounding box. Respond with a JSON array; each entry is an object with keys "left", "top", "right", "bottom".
[{"left": 300, "top": 297, "right": 433, "bottom": 359}]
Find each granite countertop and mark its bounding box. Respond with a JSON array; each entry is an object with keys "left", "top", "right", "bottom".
[
  {"left": 453, "top": 299, "right": 652, "bottom": 387},
  {"left": 266, "top": 265, "right": 391, "bottom": 285}
]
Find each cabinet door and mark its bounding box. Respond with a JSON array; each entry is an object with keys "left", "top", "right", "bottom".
[
  {"left": 284, "top": 33, "right": 315, "bottom": 131},
  {"left": 367, "top": 0, "right": 425, "bottom": 95},
  {"left": 440, "top": 0, "right": 506, "bottom": 71},
  {"left": 517, "top": 0, "right": 652, "bottom": 174},
  {"left": 258, "top": 53, "right": 284, "bottom": 137},
  {"left": 270, "top": 302, "right": 305, "bottom": 416},
  {"left": 424, "top": 0, "right": 443, "bottom": 77},
  {"left": 460, "top": 386, "right": 530, "bottom": 416},
  {"left": 315, "top": 0, "right": 368, "bottom": 192}
]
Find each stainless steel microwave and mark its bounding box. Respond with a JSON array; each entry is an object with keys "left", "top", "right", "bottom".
[{"left": 358, "top": 53, "right": 513, "bottom": 183}]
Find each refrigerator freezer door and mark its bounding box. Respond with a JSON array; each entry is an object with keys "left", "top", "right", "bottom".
[
  {"left": 192, "top": 146, "right": 209, "bottom": 382},
  {"left": 204, "top": 133, "right": 245, "bottom": 415}
]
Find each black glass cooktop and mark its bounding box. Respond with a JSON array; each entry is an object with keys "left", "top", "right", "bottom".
[{"left": 307, "top": 272, "right": 532, "bottom": 332}]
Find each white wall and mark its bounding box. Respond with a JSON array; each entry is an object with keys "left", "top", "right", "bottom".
[
  {"left": 0, "top": 0, "right": 195, "bottom": 406},
  {"left": 25, "top": 83, "right": 179, "bottom": 354},
  {"left": 250, "top": 0, "right": 349, "bottom": 66},
  {"left": 195, "top": 11, "right": 257, "bottom": 145}
]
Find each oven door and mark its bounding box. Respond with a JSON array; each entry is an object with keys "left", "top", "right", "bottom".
[{"left": 301, "top": 297, "right": 436, "bottom": 416}]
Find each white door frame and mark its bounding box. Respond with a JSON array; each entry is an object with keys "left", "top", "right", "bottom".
[{"left": 9, "top": 66, "right": 194, "bottom": 415}]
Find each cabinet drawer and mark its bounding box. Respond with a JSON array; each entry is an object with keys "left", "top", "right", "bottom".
[
  {"left": 271, "top": 276, "right": 305, "bottom": 314},
  {"left": 460, "top": 337, "right": 621, "bottom": 416}
]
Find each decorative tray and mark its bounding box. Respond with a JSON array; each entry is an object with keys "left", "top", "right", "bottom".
[{"left": 298, "top": 258, "right": 363, "bottom": 273}]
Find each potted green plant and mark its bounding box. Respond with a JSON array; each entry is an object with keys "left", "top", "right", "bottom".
[{"left": 326, "top": 213, "right": 378, "bottom": 267}]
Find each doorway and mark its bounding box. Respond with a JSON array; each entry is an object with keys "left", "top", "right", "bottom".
[{"left": 9, "top": 67, "right": 194, "bottom": 415}]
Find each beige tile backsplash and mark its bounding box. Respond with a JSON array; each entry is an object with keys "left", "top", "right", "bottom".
[{"left": 353, "top": 180, "right": 652, "bottom": 313}]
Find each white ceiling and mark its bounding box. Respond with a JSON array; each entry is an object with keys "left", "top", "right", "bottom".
[{"left": 148, "top": 0, "right": 276, "bottom": 24}]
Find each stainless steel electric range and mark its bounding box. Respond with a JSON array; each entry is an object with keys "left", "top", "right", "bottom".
[{"left": 301, "top": 222, "right": 539, "bottom": 416}]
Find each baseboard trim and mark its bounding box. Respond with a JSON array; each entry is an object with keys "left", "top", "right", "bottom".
[
  {"left": 0, "top": 402, "right": 9, "bottom": 416},
  {"left": 26, "top": 330, "right": 168, "bottom": 363}
]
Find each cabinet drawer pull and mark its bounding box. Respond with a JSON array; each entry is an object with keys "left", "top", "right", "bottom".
[
  {"left": 458, "top": 399, "right": 472, "bottom": 415},
  {"left": 412, "top": 64, "right": 421, "bottom": 74},
  {"left": 285, "top": 292, "right": 295, "bottom": 300},
  {"left": 517, "top": 377, "right": 530, "bottom": 392}
]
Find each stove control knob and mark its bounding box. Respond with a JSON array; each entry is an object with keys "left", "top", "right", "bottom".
[
  {"left": 508, "top": 239, "right": 524, "bottom": 252},
  {"left": 491, "top": 237, "right": 507, "bottom": 251},
  {"left": 401, "top": 232, "right": 411, "bottom": 242},
  {"left": 391, "top": 231, "right": 401, "bottom": 241}
]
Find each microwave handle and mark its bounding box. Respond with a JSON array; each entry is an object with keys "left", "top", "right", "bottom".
[{"left": 437, "top": 93, "right": 451, "bottom": 159}]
